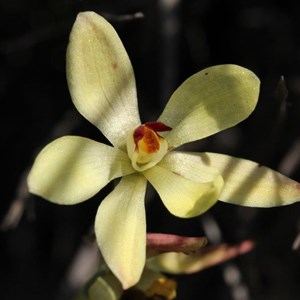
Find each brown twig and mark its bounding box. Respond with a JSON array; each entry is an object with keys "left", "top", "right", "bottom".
[
  {"left": 57, "top": 237, "right": 100, "bottom": 299},
  {"left": 102, "top": 12, "right": 144, "bottom": 22},
  {"left": 1, "top": 168, "right": 31, "bottom": 230},
  {"left": 1, "top": 109, "right": 81, "bottom": 230},
  {"left": 201, "top": 214, "right": 251, "bottom": 300},
  {"left": 158, "top": 0, "right": 181, "bottom": 105},
  {"left": 278, "top": 138, "right": 300, "bottom": 177}
]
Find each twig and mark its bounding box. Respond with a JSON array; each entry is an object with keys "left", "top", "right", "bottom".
[
  {"left": 277, "top": 131, "right": 300, "bottom": 251},
  {"left": 278, "top": 138, "right": 300, "bottom": 176},
  {"left": 0, "top": 20, "right": 71, "bottom": 54},
  {"left": 102, "top": 12, "right": 144, "bottom": 22},
  {"left": 201, "top": 214, "right": 251, "bottom": 300},
  {"left": 257, "top": 76, "right": 288, "bottom": 163},
  {"left": 1, "top": 168, "right": 31, "bottom": 230},
  {"left": 292, "top": 219, "right": 300, "bottom": 251},
  {"left": 56, "top": 237, "right": 100, "bottom": 300},
  {"left": 158, "top": 0, "right": 181, "bottom": 105},
  {"left": 270, "top": 76, "right": 288, "bottom": 143},
  {"left": 1, "top": 109, "right": 81, "bottom": 230}
]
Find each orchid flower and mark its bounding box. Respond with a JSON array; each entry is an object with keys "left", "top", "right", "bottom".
[{"left": 27, "top": 11, "right": 300, "bottom": 289}]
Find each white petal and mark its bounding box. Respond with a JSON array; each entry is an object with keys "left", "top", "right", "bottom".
[
  {"left": 67, "top": 12, "right": 141, "bottom": 149},
  {"left": 95, "top": 174, "right": 147, "bottom": 289},
  {"left": 28, "top": 136, "right": 134, "bottom": 204},
  {"left": 158, "top": 65, "right": 260, "bottom": 148},
  {"left": 143, "top": 165, "right": 223, "bottom": 218},
  {"left": 160, "top": 151, "right": 300, "bottom": 207}
]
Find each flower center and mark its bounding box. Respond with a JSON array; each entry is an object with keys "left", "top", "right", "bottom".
[{"left": 127, "top": 122, "right": 172, "bottom": 171}]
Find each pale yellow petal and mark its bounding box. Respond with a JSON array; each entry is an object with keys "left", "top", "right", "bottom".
[
  {"left": 87, "top": 274, "right": 122, "bottom": 300},
  {"left": 67, "top": 12, "right": 140, "bottom": 149},
  {"left": 72, "top": 274, "right": 123, "bottom": 300},
  {"left": 148, "top": 252, "right": 214, "bottom": 275},
  {"left": 158, "top": 65, "right": 260, "bottom": 148},
  {"left": 28, "top": 136, "right": 134, "bottom": 205},
  {"left": 95, "top": 174, "right": 147, "bottom": 289},
  {"left": 143, "top": 165, "right": 223, "bottom": 218},
  {"left": 160, "top": 151, "right": 300, "bottom": 207}
]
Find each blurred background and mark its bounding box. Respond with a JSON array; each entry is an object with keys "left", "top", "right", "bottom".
[{"left": 1, "top": 0, "right": 300, "bottom": 299}]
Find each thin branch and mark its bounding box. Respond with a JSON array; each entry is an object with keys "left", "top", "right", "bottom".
[
  {"left": 158, "top": 0, "right": 181, "bottom": 105},
  {"left": 102, "top": 12, "right": 144, "bottom": 22},
  {"left": 201, "top": 214, "right": 251, "bottom": 300},
  {"left": 278, "top": 138, "right": 300, "bottom": 176},
  {"left": 56, "top": 237, "right": 100, "bottom": 300},
  {"left": 1, "top": 109, "right": 81, "bottom": 230},
  {"left": 1, "top": 168, "right": 31, "bottom": 230}
]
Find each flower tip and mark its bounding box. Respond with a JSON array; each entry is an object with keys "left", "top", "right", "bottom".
[
  {"left": 75, "top": 11, "right": 89, "bottom": 21},
  {"left": 120, "top": 276, "right": 140, "bottom": 291},
  {"left": 76, "top": 11, "right": 94, "bottom": 18},
  {"left": 75, "top": 11, "right": 100, "bottom": 27}
]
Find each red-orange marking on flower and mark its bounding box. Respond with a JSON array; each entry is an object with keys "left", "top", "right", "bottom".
[
  {"left": 133, "top": 125, "right": 145, "bottom": 144},
  {"left": 142, "top": 127, "right": 160, "bottom": 153},
  {"left": 145, "top": 122, "right": 172, "bottom": 132},
  {"left": 133, "top": 122, "right": 172, "bottom": 153}
]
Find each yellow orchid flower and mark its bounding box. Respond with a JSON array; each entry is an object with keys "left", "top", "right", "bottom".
[{"left": 27, "top": 11, "right": 300, "bottom": 289}]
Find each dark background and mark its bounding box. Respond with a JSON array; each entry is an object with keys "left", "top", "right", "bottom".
[{"left": 2, "top": 0, "right": 300, "bottom": 299}]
